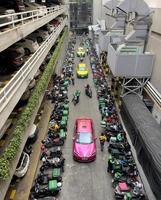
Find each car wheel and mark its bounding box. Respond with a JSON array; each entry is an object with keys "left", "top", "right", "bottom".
[
  {"left": 37, "top": 36, "right": 43, "bottom": 43},
  {"left": 24, "top": 48, "right": 31, "bottom": 56}
]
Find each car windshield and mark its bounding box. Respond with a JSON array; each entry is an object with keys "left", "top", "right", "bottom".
[
  {"left": 79, "top": 48, "right": 84, "bottom": 51},
  {"left": 76, "top": 132, "right": 92, "bottom": 144},
  {"left": 79, "top": 67, "right": 86, "bottom": 71},
  {"left": 28, "top": 37, "right": 36, "bottom": 42}
]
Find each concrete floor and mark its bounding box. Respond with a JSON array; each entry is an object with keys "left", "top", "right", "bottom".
[{"left": 59, "top": 46, "right": 114, "bottom": 200}]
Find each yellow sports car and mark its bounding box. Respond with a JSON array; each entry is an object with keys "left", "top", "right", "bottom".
[
  {"left": 77, "top": 47, "right": 85, "bottom": 57},
  {"left": 77, "top": 63, "right": 88, "bottom": 78}
]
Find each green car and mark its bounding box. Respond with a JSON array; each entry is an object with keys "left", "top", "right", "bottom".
[{"left": 77, "top": 47, "right": 85, "bottom": 57}]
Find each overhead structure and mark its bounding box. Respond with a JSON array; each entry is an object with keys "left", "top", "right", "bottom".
[
  {"left": 88, "top": 23, "right": 103, "bottom": 55},
  {"left": 96, "top": 0, "right": 126, "bottom": 53},
  {"left": 107, "top": 0, "right": 155, "bottom": 97},
  {"left": 117, "top": 0, "right": 152, "bottom": 42},
  {"left": 121, "top": 94, "right": 161, "bottom": 199},
  {"left": 104, "top": 0, "right": 126, "bottom": 30}
]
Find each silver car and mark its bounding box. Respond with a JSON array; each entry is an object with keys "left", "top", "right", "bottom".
[{"left": 15, "top": 152, "right": 30, "bottom": 178}]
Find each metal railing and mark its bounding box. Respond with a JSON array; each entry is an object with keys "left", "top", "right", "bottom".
[
  {"left": 0, "top": 5, "right": 66, "bottom": 30},
  {"left": 0, "top": 18, "right": 67, "bottom": 113},
  {"left": 145, "top": 81, "right": 161, "bottom": 107}
]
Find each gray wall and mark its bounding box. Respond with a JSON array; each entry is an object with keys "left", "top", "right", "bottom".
[
  {"left": 146, "top": 7, "right": 161, "bottom": 94},
  {"left": 93, "top": 0, "right": 102, "bottom": 24},
  {"left": 93, "top": 0, "right": 161, "bottom": 94}
]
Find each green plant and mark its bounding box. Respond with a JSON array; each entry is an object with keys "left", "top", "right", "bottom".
[
  {"left": 0, "top": 27, "right": 68, "bottom": 180},
  {"left": 0, "top": 158, "right": 9, "bottom": 180}
]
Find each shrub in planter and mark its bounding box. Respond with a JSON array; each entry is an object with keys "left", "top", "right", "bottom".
[
  {"left": 0, "top": 28, "right": 68, "bottom": 180},
  {"left": 0, "top": 158, "right": 9, "bottom": 180}
]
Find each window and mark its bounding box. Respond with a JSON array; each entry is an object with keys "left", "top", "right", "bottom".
[
  {"left": 79, "top": 67, "right": 86, "bottom": 71},
  {"left": 76, "top": 132, "right": 92, "bottom": 144}
]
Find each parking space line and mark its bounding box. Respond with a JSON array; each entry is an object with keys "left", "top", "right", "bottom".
[{"left": 9, "top": 190, "right": 16, "bottom": 200}]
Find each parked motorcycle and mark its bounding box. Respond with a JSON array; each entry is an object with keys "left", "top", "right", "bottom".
[
  {"left": 41, "top": 157, "right": 65, "bottom": 172},
  {"left": 30, "top": 182, "right": 61, "bottom": 198},
  {"left": 40, "top": 146, "right": 62, "bottom": 160},
  {"left": 42, "top": 137, "right": 64, "bottom": 148},
  {"left": 29, "top": 193, "right": 58, "bottom": 200},
  {"left": 39, "top": 168, "right": 62, "bottom": 181},
  {"left": 114, "top": 182, "right": 130, "bottom": 199},
  {"left": 36, "top": 171, "right": 62, "bottom": 183}
]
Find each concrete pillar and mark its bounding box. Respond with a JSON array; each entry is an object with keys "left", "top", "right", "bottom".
[{"left": 93, "top": 0, "right": 103, "bottom": 24}]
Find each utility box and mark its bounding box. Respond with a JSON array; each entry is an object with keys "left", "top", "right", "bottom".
[{"left": 108, "top": 44, "right": 155, "bottom": 77}]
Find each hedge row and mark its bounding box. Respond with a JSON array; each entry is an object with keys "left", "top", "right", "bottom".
[{"left": 0, "top": 27, "right": 68, "bottom": 180}]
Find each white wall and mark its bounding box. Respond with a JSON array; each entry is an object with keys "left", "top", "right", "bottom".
[
  {"left": 145, "top": 0, "right": 161, "bottom": 94},
  {"left": 152, "top": 104, "right": 161, "bottom": 126},
  {"left": 146, "top": 7, "right": 161, "bottom": 94},
  {"left": 93, "top": 0, "right": 103, "bottom": 24},
  {"left": 93, "top": 0, "right": 115, "bottom": 29},
  {"left": 92, "top": 0, "right": 161, "bottom": 94}
]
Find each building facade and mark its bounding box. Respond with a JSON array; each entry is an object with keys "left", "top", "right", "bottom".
[
  {"left": 92, "top": 0, "right": 161, "bottom": 126},
  {"left": 69, "top": 0, "right": 93, "bottom": 34}
]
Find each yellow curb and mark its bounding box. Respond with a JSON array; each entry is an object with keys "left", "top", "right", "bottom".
[{"left": 9, "top": 190, "right": 16, "bottom": 200}]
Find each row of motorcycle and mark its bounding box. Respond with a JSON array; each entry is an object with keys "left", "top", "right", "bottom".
[
  {"left": 29, "top": 36, "right": 76, "bottom": 200},
  {"left": 87, "top": 39, "right": 146, "bottom": 200}
]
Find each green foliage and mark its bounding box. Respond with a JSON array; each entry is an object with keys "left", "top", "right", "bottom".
[
  {"left": 0, "top": 28, "right": 68, "bottom": 180},
  {"left": 0, "top": 158, "right": 9, "bottom": 180}
]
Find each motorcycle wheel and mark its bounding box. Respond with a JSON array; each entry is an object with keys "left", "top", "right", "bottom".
[{"left": 58, "top": 140, "right": 64, "bottom": 146}]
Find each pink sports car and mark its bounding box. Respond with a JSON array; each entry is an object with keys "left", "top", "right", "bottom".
[{"left": 73, "top": 118, "right": 97, "bottom": 162}]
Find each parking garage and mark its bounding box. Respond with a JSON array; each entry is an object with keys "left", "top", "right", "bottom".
[{"left": 0, "top": 1, "right": 161, "bottom": 200}]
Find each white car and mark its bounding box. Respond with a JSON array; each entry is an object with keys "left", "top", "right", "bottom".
[
  {"left": 24, "top": 2, "right": 47, "bottom": 17},
  {"left": 31, "top": 29, "right": 49, "bottom": 43},
  {"left": 15, "top": 152, "right": 30, "bottom": 178},
  {"left": 34, "top": 69, "right": 41, "bottom": 79},
  {"left": 20, "top": 89, "right": 31, "bottom": 101},
  {"left": 41, "top": 24, "right": 55, "bottom": 34},
  {"left": 17, "top": 38, "right": 39, "bottom": 55},
  {"left": 28, "top": 78, "right": 36, "bottom": 90},
  {"left": 46, "top": 24, "right": 55, "bottom": 33},
  {"left": 0, "top": 8, "right": 18, "bottom": 25},
  {"left": 27, "top": 124, "right": 39, "bottom": 143}
]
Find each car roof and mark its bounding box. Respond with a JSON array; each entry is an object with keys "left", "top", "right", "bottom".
[
  {"left": 28, "top": 124, "right": 37, "bottom": 137},
  {"left": 76, "top": 118, "right": 92, "bottom": 133},
  {"left": 24, "top": 2, "right": 44, "bottom": 8},
  {"left": 78, "top": 63, "right": 86, "bottom": 67},
  {"left": 16, "top": 152, "right": 29, "bottom": 170}
]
